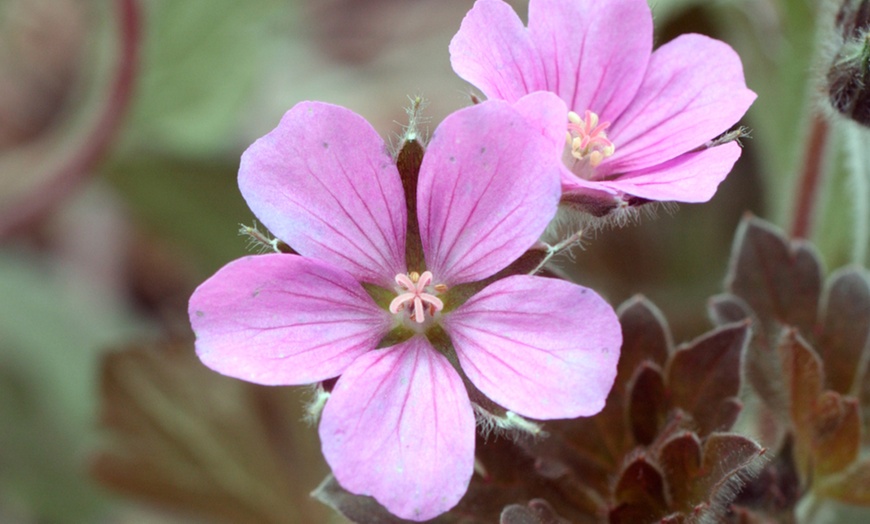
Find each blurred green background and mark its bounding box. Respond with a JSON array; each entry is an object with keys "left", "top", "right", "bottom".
[{"left": 0, "top": 0, "right": 861, "bottom": 522}]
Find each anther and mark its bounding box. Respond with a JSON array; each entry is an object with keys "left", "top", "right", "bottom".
[{"left": 567, "top": 110, "right": 616, "bottom": 167}]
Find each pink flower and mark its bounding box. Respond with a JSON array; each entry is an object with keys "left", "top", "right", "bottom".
[
  {"left": 450, "top": 0, "right": 757, "bottom": 217},
  {"left": 188, "top": 98, "right": 622, "bottom": 520}
]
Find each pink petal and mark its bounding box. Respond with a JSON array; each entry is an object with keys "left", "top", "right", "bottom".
[
  {"left": 527, "top": 0, "right": 653, "bottom": 119},
  {"left": 512, "top": 92, "right": 570, "bottom": 159},
  {"left": 189, "top": 254, "right": 391, "bottom": 385},
  {"left": 605, "top": 34, "right": 756, "bottom": 173},
  {"left": 596, "top": 142, "right": 743, "bottom": 203},
  {"left": 443, "top": 275, "right": 621, "bottom": 419},
  {"left": 449, "top": 0, "right": 546, "bottom": 102},
  {"left": 239, "top": 101, "right": 406, "bottom": 288},
  {"left": 418, "top": 100, "right": 561, "bottom": 285},
  {"left": 319, "top": 336, "right": 475, "bottom": 521}
]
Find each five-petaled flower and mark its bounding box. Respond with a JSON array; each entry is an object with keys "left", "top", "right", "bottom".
[
  {"left": 450, "top": 0, "right": 757, "bottom": 218},
  {"left": 188, "top": 98, "right": 622, "bottom": 521}
]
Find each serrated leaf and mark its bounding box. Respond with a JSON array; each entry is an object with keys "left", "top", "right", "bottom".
[
  {"left": 610, "top": 456, "right": 668, "bottom": 523},
  {"left": 816, "top": 460, "right": 870, "bottom": 505},
  {"left": 658, "top": 432, "right": 766, "bottom": 520},
  {"left": 444, "top": 435, "right": 600, "bottom": 523},
  {"left": 92, "top": 342, "right": 328, "bottom": 524},
  {"left": 627, "top": 363, "right": 668, "bottom": 446},
  {"left": 817, "top": 267, "right": 870, "bottom": 395},
  {"left": 725, "top": 216, "right": 822, "bottom": 336},
  {"left": 811, "top": 392, "right": 860, "bottom": 478},
  {"left": 730, "top": 436, "right": 801, "bottom": 520},
  {"left": 696, "top": 434, "right": 767, "bottom": 513},
  {"left": 666, "top": 322, "right": 749, "bottom": 435}
]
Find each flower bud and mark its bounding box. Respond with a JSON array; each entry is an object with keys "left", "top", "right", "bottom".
[{"left": 828, "top": 0, "right": 870, "bottom": 125}]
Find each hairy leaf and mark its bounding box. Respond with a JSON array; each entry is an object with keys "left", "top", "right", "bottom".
[
  {"left": 627, "top": 363, "right": 668, "bottom": 446},
  {"left": 777, "top": 329, "right": 824, "bottom": 482},
  {"left": 617, "top": 296, "right": 672, "bottom": 390},
  {"left": 659, "top": 432, "right": 766, "bottom": 520},
  {"left": 817, "top": 267, "right": 870, "bottom": 395},
  {"left": 666, "top": 322, "right": 750, "bottom": 435},
  {"left": 658, "top": 432, "right": 703, "bottom": 509},
  {"left": 811, "top": 392, "right": 860, "bottom": 478},
  {"left": 722, "top": 217, "right": 824, "bottom": 417},
  {"left": 725, "top": 215, "right": 822, "bottom": 335},
  {"left": 500, "top": 499, "right": 570, "bottom": 524},
  {"left": 610, "top": 456, "right": 668, "bottom": 523}
]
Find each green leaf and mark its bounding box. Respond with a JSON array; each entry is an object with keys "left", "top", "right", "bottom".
[
  {"left": 0, "top": 249, "right": 140, "bottom": 522},
  {"left": 122, "top": 0, "right": 285, "bottom": 157},
  {"left": 106, "top": 154, "right": 253, "bottom": 275}
]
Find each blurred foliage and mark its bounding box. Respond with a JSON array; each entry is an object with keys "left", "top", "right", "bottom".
[
  {"left": 0, "top": 245, "right": 140, "bottom": 521},
  {"left": 93, "top": 341, "right": 330, "bottom": 524},
  {"left": 119, "top": 0, "right": 287, "bottom": 158},
  {"left": 3, "top": 0, "right": 870, "bottom": 522}
]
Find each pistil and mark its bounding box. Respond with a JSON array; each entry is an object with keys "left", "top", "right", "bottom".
[{"left": 389, "top": 270, "right": 444, "bottom": 323}]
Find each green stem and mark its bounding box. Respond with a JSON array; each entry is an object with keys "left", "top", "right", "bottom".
[{"left": 844, "top": 120, "right": 870, "bottom": 264}]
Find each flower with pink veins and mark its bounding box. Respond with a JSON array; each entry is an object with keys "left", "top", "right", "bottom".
[
  {"left": 188, "top": 97, "right": 622, "bottom": 521},
  {"left": 450, "top": 0, "right": 757, "bottom": 218}
]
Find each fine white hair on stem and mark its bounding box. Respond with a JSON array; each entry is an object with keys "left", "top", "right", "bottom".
[
  {"left": 302, "top": 383, "right": 330, "bottom": 426},
  {"left": 473, "top": 403, "right": 546, "bottom": 441},
  {"left": 239, "top": 221, "right": 282, "bottom": 254}
]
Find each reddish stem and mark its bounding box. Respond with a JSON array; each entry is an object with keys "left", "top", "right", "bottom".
[
  {"left": 790, "top": 112, "right": 831, "bottom": 239},
  {"left": 0, "top": 0, "right": 141, "bottom": 236}
]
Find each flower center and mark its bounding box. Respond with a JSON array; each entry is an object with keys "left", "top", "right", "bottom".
[
  {"left": 389, "top": 271, "right": 445, "bottom": 324},
  {"left": 566, "top": 110, "right": 615, "bottom": 169}
]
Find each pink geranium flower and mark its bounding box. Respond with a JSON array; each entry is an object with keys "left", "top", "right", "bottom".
[
  {"left": 450, "top": 0, "right": 757, "bottom": 217},
  {"left": 188, "top": 98, "right": 622, "bottom": 520}
]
